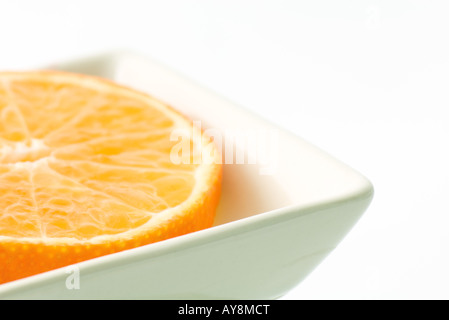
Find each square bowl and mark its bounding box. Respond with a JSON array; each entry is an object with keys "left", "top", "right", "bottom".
[{"left": 0, "top": 51, "right": 373, "bottom": 299}]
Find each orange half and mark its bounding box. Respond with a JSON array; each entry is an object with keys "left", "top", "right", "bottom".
[{"left": 0, "top": 71, "right": 222, "bottom": 284}]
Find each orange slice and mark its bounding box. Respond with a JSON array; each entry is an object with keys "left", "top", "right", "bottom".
[{"left": 0, "top": 71, "right": 222, "bottom": 284}]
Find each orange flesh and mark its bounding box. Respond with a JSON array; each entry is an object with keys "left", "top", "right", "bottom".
[{"left": 0, "top": 72, "right": 222, "bottom": 284}]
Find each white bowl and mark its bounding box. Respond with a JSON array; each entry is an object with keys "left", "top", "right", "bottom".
[{"left": 0, "top": 51, "right": 373, "bottom": 299}]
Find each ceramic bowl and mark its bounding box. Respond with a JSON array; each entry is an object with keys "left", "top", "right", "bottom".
[{"left": 0, "top": 51, "right": 373, "bottom": 299}]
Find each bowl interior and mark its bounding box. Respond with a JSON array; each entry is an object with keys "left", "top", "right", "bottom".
[{"left": 54, "top": 52, "right": 372, "bottom": 227}]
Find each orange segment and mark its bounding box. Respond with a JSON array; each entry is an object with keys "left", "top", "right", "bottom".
[
  {"left": 0, "top": 164, "right": 38, "bottom": 237},
  {"left": 0, "top": 71, "right": 222, "bottom": 284},
  {"left": 0, "top": 83, "right": 30, "bottom": 143},
  {"left": 48, "top": 159, "right": 193, "bottom": 212}
]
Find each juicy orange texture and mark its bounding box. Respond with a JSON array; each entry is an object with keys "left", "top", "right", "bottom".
[{"left": 0, "top": 71, "right": 222, "bottom": 284}]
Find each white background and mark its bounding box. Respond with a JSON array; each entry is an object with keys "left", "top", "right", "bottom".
[{"left": 0, "top": 0, "right": 448, "bottom": 300}]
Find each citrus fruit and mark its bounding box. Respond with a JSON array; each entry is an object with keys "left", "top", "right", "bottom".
[{"left": 0, "top": 71, "right": 222, "bottom": 284}]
